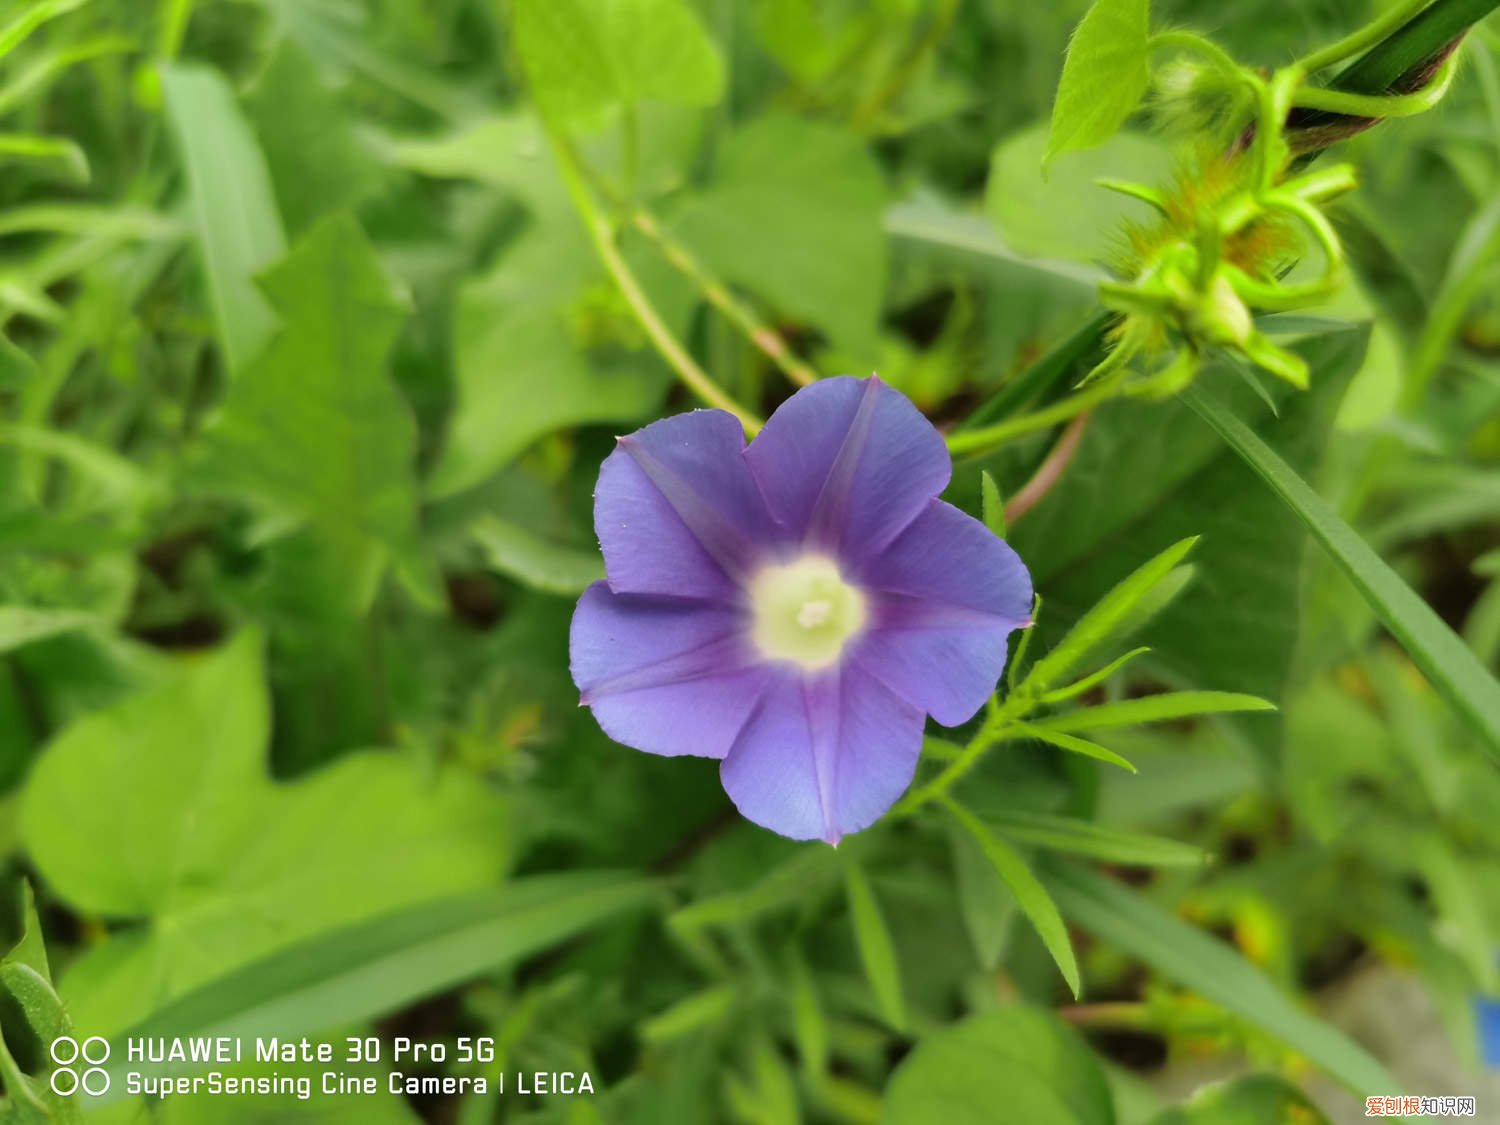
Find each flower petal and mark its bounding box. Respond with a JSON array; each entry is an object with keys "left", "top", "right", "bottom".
[
  {"left": 852, "top": 499, "right": 1033, "bottom": 726},
  {"left": 571, "top": 582, "right": 770, "bottom": 758},
  {"left": 596, "top": 409, "right": 774, "bottom": 600},
  {"left": 719, "top": 662, "right": 924, "bottom": 843},
  {"left": 745, "top": 376, "right": 950, "bottom": 560}
]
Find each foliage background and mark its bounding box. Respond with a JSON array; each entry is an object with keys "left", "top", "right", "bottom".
[{"left": 2, "top": 0, "right": 1500, "bottom": 1122}]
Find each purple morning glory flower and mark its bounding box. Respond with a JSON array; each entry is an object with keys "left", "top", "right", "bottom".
[{"left": 570, "top": 376, "right": 1033, "bottom": 844}]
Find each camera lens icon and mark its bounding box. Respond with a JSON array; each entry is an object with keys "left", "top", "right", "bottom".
[{"left": 49, "top": 1036, "right": 110, "bottom": 1096}]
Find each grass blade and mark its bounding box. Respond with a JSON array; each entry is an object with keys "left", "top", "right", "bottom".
[
  {"left": 1049, "top": 865, "right": 1403, "bottom": 1100},
  {"left": 1036, "top": 692, "right": 1276, "bottom": 733},
  {"left": 946, "top": 799, "right": 1081, "bottom": 997},
  {"left": 99, "top": 872, "right": 657, "bottom": 1096},
  {"left": 160, "top": 63, "right": 287, "bottom": 375},
  {"left": 1186, "top": 383, "right": 1500, "bottom": 760},
  {"left": 1022, "top": 537, "right": 1199, "bottom": 695},
  {"left": 988, "top": 811, "right": 1205, "bottom": 868},
  {"left": 1011, "top": 721, "right": 1138, "bottom": 773},
  {"left": 844, "top": 864, "right": 907, "bottom": 1031}
]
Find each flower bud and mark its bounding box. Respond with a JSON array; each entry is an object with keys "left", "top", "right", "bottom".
[{"left": 1188, "top": 274, "right": 1253, "bottom": 348}]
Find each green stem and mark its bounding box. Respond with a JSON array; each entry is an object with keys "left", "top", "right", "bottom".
[
  {"left": 945, "top": 383, "right": 1118, "bottom": 458},
  {"left": 1148, "top": 29, "right": 1247, "bottom": 80},
  {"left": 1323, "top": 0, "right": 1497, "bottom": 93},
  {"left": 548, "top": 134, "right": 764, "bottom": 432},
  {"left": 566, "top": 129, "right": 820, "bottom": 391},
  {"left": 957, "top": 312, "right": 1112, "bottom": 431},
  {"left": 1297, "top": 0, "right": 1436, "bottom": 74},
  {"left": 1291, "top": 51, "right": 1460, "bottom": 116},
  {"left": 893, "top": 689, "right": 1045, "bottom": 817},
  {"left": 632, "top": 212, "right": 819, "bottom": 387}
]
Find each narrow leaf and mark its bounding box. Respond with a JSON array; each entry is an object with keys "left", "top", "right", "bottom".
[
  {"left": 988, "top": 811, "right": 1205, "bottom": 867},
  {"left": 102, "top": 873, "right": 657, "bottom": 1082},
  {"left": 1185, "top": 383, "right": 1500, "bottom": 759},
  {"left": 843, "top": 865, "right": 907, "bottom": 1031},
  {"left": 787, "top": 948, "right": 829, "bottom": 1078},
  {"left": 1049, "top": 864, "right": 1403, "bottom": 1100},
  {"left": 1022, "top": 536, "right": 1198, "bottom": 694},
  {"left": 473, "top": 515, "right": 604, "bottom": 595},
  {"left": 1040, "top": 646, "right": 1151, "bottom": 703},
  {"left": 981, "top": 470, "right": 1007, "bottom": 539},
  {"left": 160, "top": 63, "right": 286, "bottom": 374},
  {"left": 1037, "top": 691, "right": 1276, "bottom": 733},
  {"left": 0, "top": 606, "right": 95, "bottom": 656},
  {"left": 639, "top": 984, "right": 738, "bottom": 1044},
  {"left": 1011, "top": 721, "right": 1138, "bottom": 773},
  {"left": 946, "top": 800, "right": 1080, "bottom": 997}
]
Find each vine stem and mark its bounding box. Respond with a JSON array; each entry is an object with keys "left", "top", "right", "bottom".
[
  {"left": 1290, "top": 51, "right": 1461, "bottom": 116},
  {"left": 893, "top": 696, "right": 1028, "bottom": 816},
  {"left": 567, "top": 130, "right": 820, "bottom": 391},
  {"left": 630, "top": 211, "right": 820, "bottom": 387},
  {"left": 1297, "top": 0, "right": 1438, "bottom": 74},
  {"left": 945, "top": 383, "right": 1117, "bottom": 458},
  {"left": 1004, "top": 411, "right": 1092, "bottom": 525},
  {"left": 548, "top": 132, "right": 764, "bottom": 432},
  {"left": 1147, "top": 29, "right": 1247, "bottom": 78}
]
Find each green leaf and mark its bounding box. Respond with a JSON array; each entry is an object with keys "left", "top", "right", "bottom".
[
  {"left": 988, "top": 811, "right": 1204, "bottom": 868},
  {"left": 1011, "top": 721, "right": 1138, "bottom": 773},
  {"left": 0, "top": 424, "right": 162, "bottom": 513},
  {"left": 0, "top": 0, "right": 85, "bottom": 63},
  {"left": 20, "top": 631, "right": 511, "bottom": 1035},
  {"left": 160, "top": 63, "right": 287, "bottom": 375},
  {"left": 980, "top": 471, "right": 1007, "bottom": 539},
  {"left": 473, "top": 514, "right": 604, "bottom": 596},
  {"left": 670, "top": 845, "right": 843, "bottom": 932},
  {"left": 102, "top": 872, "right": 654, "bottom": 1054},
  {"left": 884, "top": 197, "right": 1105, "bottom": 289},
  {"left": 1048, "top": 0, "right": 1152, "bottom": 162},
  {"left": 243, "top": 40, "right": 382, "bottom": 236},
  {"left": 992, "top": 127, "right": 1170, "bottom": 264},
  {"left": 1022, "top": 537, "right": 1198, "bottom": 694},
  {"left": 1040, "top": 647, "right": 1150, "bottom": 704},
  {"left": 882, "top": 1006, "right": 1113, "bottom": 1125},
  {"left": 0, "top": 882, "right": 80, "bottom": 1124},
  {"left": 0, "top": 133, "right": 88, "bottom": 184},
  {"left": 1011, "top": 331, "right": 1371, "bottom": 756},
  {"left": 1036, "top": 692, "right": 1276, "bottom": 733},
  {"left": 0, "top": 607, "right": 95, "bottom": 656},
  {"left": 195, "top": 213, "right": 429, "bottom": 614},
  {"left": 945, "top": 801, "right": 1080, "bottom": 998},
  {"left": 1184, "top": 380, "right": 1500, "bottom": 761},
  {"left": 424, "top": 114, "right": 689, "bottom": 498},
  {"left": 512, "top": 0, "right": 724, "bottom": 131},
  {"left": 787, "top": 948, "right": 829, "bottom": 1078},
  {"left": 640, "top": 984, "right": 738, "bottom": 1044},
  {"left": 1146, "top": 1074, "right": 1330, "bottom": 1124},
  {"left": 672, "top": 114, "right": 886, "bottom": 356},
  {"left": 948, "top": 821, "right": 1017, "bottom": 970},
  {"left": 843, "top": 865, "right": 907, "bottom": 1032},
  {"left": 1048, "top": 865, "right": 1403, "bottom": 1100}
]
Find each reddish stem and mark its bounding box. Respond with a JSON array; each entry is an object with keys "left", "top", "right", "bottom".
[{"left": 1004, "top": 411, "right": 1092, "bottom": 526}]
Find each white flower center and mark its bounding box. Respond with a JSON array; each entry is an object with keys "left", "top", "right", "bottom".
[{"left": 748, "top": 556, "right": 867, "bottom": 671}]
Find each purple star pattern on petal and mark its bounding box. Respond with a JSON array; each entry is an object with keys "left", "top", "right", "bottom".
[{"left": 570, "top": 376, "right": 1034, "bottom": 843}]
